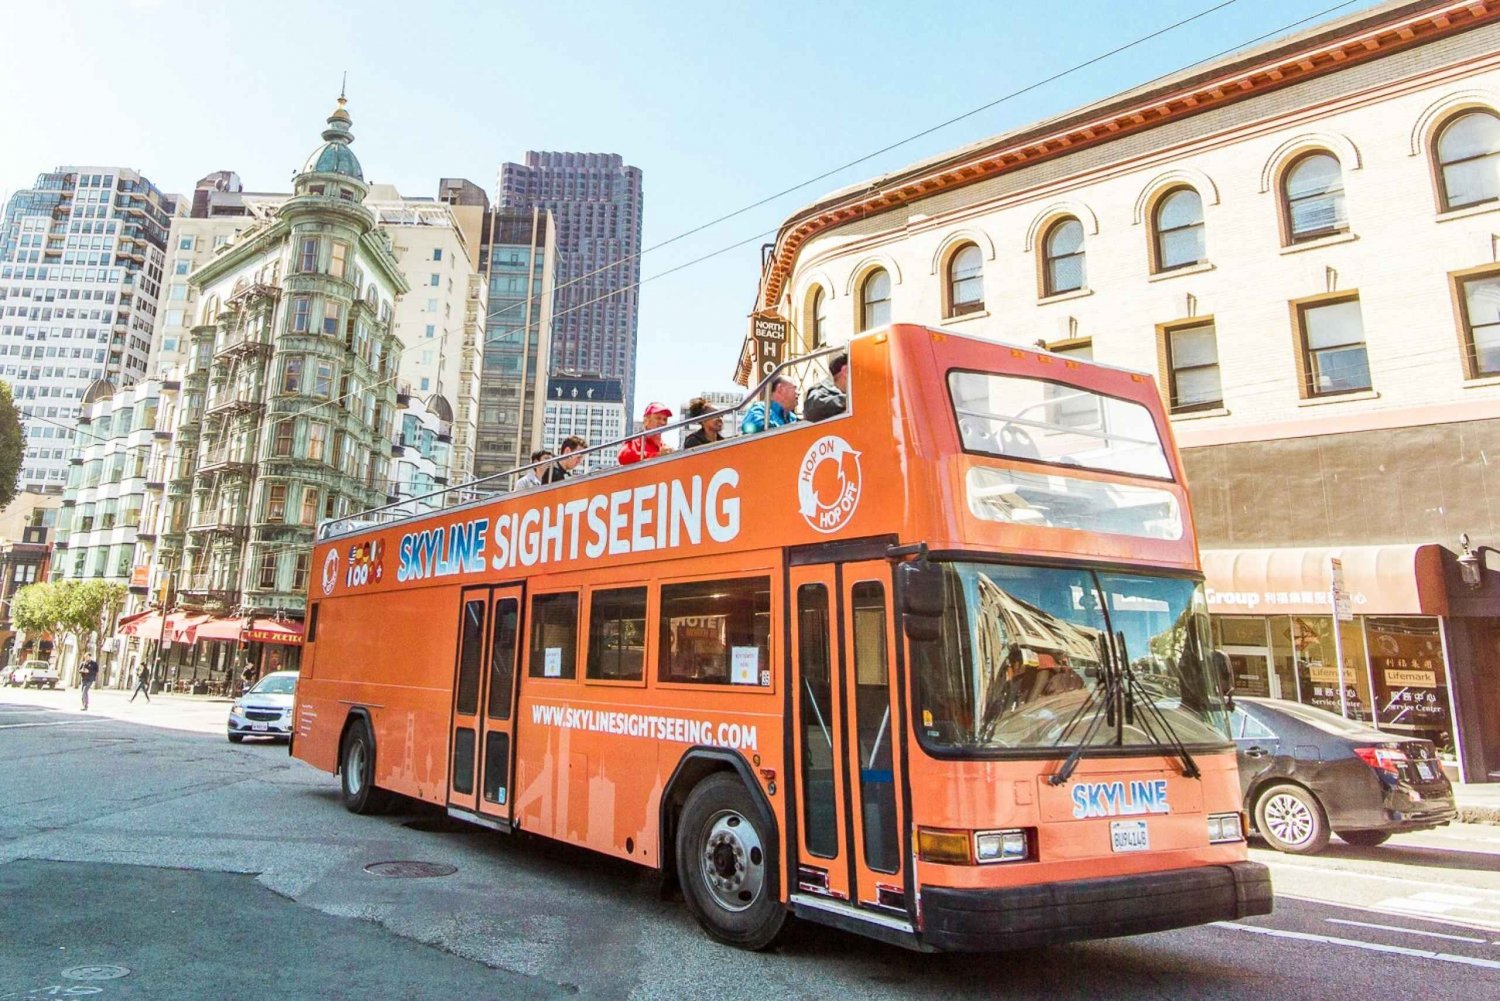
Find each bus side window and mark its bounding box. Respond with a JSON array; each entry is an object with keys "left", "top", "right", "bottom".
[
  {"left": 487, "top": 597, "right": 519, "bottom": 718},
  {"left": 587, "top": 587, "right": 647, "bottom": 682},
  {"left": 658, "top": 576, "right": 771, "bottom": 686},
  {"left": 529, "top": 592, "right": 579, "bottom": 680}
]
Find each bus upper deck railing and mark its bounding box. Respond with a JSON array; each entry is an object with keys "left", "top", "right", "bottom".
[{"left": 316, "top": 344, "right": 845, "bottom": 542}]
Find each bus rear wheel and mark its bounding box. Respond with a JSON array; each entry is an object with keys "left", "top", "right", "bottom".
[
  {"left": 340, "top": 719, "right": 393, "bottom": 815},
  {"left": 675, "top": 773, "right": 785, "bottom": 950}
]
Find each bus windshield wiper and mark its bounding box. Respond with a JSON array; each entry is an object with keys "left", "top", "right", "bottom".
[
  {"left": 1114, "top": 632, "right": 1201, "bottom": 781},
  {"left": 1048, "top": 634, "right": 1118, "bottom": 786}
]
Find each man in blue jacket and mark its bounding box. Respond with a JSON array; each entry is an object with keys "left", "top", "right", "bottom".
[{"left": 740, "top": 376, "right": 800, "bottom": 434}]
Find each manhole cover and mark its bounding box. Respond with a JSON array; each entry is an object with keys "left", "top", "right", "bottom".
[
  {"left": 363, "top": 860, "right": 457, "bottom": 878},
  {"left": 63, "top": 965, "right": 130, "bottom": 981}
]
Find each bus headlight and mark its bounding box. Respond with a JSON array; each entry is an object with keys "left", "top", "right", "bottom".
[
  {"left": 974, "top": 829, "right": 1029, "bottom": 863},
  {"left": 1208, "top": 812, "right": 1244, "bottom": 843}
]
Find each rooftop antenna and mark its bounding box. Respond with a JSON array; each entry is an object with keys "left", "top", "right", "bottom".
[{"left": 340, "top": 71, "right": 347, "bottom": 101}]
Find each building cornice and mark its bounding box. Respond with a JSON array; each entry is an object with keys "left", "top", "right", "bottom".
[
  {"left": 191, "top": 218, "right": 290, "bottom": 288},
  {"left": 758, "top": 0, "right": 1500, "bottom": 309}
]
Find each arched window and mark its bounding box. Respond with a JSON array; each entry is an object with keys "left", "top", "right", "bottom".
[
  {"left": 859, "top": 269, "right": 890, "bottom": 332},
  {"left": 1153, "top": 188, "right": 1205, "bottom": 271},
  {"left": 1282, "top": 152, "right": 1348, "bottom": 242},
  {"left": 809, "top": 287, "right": 830, "bottom": 347},
  {"left": 946, "top": 243, "right": 984, "bottom": 316},
  {"left": 1435, "top": 110, "right": 1500, "bottom": 211},
  {"left": 1043, "top": 218, "right": 1085, "bottom": 296}
]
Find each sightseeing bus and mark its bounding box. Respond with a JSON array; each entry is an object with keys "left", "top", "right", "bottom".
[{"left": 291, "top": 323, "right": 1271, "bottom": 952}]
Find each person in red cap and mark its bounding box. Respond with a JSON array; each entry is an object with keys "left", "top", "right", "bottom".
[{"left": 618, "top": 402, "right": 675, "bottom": 465}]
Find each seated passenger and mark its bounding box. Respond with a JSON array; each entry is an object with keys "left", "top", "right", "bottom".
[
  {"left": 618, "top": 402, "right": 674, "bottom": 465},
  {"left": 681, "top": 397, "right": 725, "bottom": 448},
  {"left": 542, "top": 436, "right": 586, "bottom": 483},
  {"left": 803, "top": 351, "right": 848, "bottom": 422},
  {"left": 514, "top": 449, "right": 553, "bottom": 490},
  {"left": 739, "top": 376, "right": 799, "bottom": 434}
]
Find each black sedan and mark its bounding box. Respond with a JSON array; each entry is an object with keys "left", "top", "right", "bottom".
[{"left": 1230, "top": 697, "right": 1456, "bottom": 854}]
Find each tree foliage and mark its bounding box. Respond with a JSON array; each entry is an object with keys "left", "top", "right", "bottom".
[
  {"left": 8, "top": 579, "right": 127, "bottom": 656},
  {"left": 0, "top": 380, "right": 22, "bottom": 509}
]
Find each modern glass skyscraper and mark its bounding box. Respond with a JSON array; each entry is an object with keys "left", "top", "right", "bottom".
[
  {"left": 0, "top": 167, "right": 171, "bottom": 492},
  {"left": 498, "top": 152, "right": 642, "bottom": 414}
]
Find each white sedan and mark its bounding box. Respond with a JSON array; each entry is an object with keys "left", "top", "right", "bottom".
[{"left": 227, "top": 670, "right": 299, "bottom": 743}]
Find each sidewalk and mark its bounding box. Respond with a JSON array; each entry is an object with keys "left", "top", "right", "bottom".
[
  {"left": 2, "top": 684, "right": 231, "bottom": 736},
  {"left": 1455, "top": 782, "right": 1500, "bottom": 825}
]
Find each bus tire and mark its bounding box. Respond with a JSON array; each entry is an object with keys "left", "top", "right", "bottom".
[
  {"left": 340, "top": 718, "right": 393, "bottom": 815},
  {"left": 675, "top": 773, "right": 785, "bottom": 950}
]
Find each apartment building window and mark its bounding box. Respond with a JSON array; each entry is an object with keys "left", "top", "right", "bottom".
[
  {"left": 432, "top": 248, "right": 443, "bottom": 262},
  {"left": 313, "top": 361, "right": 334, "bottom": 399},
  {"left": 308, "top": 422, "right": 328, "bottom": 461},
  {"left": 281, "top": 356, "right": 304, "bottom": 394},
  {"left": 1282, "top": 152, "right": 1348, "bottom": 242},
  {"left": 293, "top": 552, "right": 310, "bottom": 592},
  {"left": 329, "top": 241, "right": 349, "bottom": 279},
  {"left": 1457, "top": 269, "right": 1500, "bottom": 377},
  {"left": 300, "top": 485, "right": 319, "bottom": 525},
  {"left": 946, "top": 244, "right": 984, "bottom": 317},
  {"left": 1153, "top": 188, "right": 1206, "bottom": 271},
  {"left": 1435, "top": 110, "right": 1500, "bottom": 211},
  {"left": 291, "top": 296, "right": 311, "bottom": 333},
  {"left": 1295, "top": 295, "right": 1370, "bottom": 396},
  {"left": 265, "top": 483, "right": 287, "bottom": 523},
  {"left": 1043, "top": 218, "right": 1085, "bottom": 296},
  {"left": 810, "top": 287, "right": 829, "bottom": 348},
  {"left": 322, "top": 302, "right": 342, "bottom": 336},
  {"left": 258, "top": 551, "right": 278, "bottom": 590},
  {"left": 429, "top": 273, "right": 440, "bottom": 287},
  {"left": 425, "top": 324, "right": 435, "bottom": 338},
  {"left": 297, "top": 237, "right": 319, "bottom": 273},
  {"left": 272, "top": 421, "right": 293, "bottom": 457},
  {"left": 859, "top": 268, "right": 890, "bottom": 332},
  {"left": 1163, "top": 321, "right": 1223, "bottom": 412}
]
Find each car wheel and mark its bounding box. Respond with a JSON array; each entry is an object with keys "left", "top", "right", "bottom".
[
  {"left": 675, "top": 773, "right": 786, "bottom": 950},
  {"left": 1255, "top": 783, "right": 1330, "bottom": 855},
  {"left": 1338, "top": 829, "right": 1392, "bottom": 848},
  {"left": 228, "top": 733, "right": 245, "bottom": 744},
  {"left": 339, "top": 719, "right": 393, "bottom": 815}
]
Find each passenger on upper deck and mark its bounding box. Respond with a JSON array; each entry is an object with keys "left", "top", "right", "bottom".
[
  {"left": 619, "top": 402, "right": 675, "bottom": 465},
  {"left": 681, "top": 397, "right": 725, "bottom": 449},
  {"left": 803, "top": 351, "right": 848, "bottom": 422},
  {"left": 739, "top": 376, "right": 799, "bottom": 434},
  {"left": 542, "top": 436, "right": 586, "bottom": 483},
  {"left": 514, "top": 449, "right": 553, "bottom": 490}
]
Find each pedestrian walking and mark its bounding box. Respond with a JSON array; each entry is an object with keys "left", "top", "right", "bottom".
[
  {"left": 129, "top": 658, "right": 152, "bottom": 703},
  {"left": 79, "top": 656, "right": 99, "bottom": 711}
]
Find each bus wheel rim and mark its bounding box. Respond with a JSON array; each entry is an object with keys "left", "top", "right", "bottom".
[
  {"left": 346, "top": 739, "right": 366, "bottom": 796},
  {"left": 1264, "top": 793, "right": 1312, "bottom": 845},
  {"left": 700, "top": 809, "right": 764, "bottom": 913}
]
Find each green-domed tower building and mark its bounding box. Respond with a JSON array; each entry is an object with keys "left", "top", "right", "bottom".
[{"left": 154, "top": 94, "right": 409, "bottom": 676}]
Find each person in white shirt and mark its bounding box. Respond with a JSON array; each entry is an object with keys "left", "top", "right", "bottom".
[{"left": 514, "top": 449, "right": 553, "bottom": 490}]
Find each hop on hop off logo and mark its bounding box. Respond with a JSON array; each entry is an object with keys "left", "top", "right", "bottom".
[
  {"left": 321, "top": 548, "right": 341, "bottom": 596},
  {"left": 797, "top": 435, "right": 862, "bottom": 534}
]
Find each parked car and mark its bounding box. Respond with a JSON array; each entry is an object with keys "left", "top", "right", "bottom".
[
  {"left": 1231, "top": 697, "right": 1456, "bottom": 854},
  {"left": 227, "top": 670, "right": 299, "bottom": 743},
  {"left": 6, "top": 659, "right": 60, "bottom": 689}
]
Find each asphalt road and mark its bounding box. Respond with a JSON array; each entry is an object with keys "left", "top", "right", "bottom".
[{"left": 2, "top": 686, "right": 1497, "bottom": 1000}]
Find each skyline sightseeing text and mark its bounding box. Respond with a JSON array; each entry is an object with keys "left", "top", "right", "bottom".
[{"left": 395, "top": 467, "right": 741, "bottom": 582}]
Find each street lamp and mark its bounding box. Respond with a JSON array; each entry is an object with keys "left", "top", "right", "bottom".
[{"left": 1458, "top": 533, "right": 1483, "bottom": 591}]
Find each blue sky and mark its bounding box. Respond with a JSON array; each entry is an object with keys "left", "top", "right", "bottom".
[{"left": 0, "top": 0, "right": 1364, "bottom": 418}]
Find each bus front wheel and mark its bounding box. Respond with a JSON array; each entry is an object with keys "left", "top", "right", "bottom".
[
  {"left": 675, "top": 773, "right": 785, "bottom": 950},
  {"left": 340, "top": 719, "right": 393, "bottom": 815}
]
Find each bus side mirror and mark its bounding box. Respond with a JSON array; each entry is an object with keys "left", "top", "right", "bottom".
[
  {"left": 899, "top": 561, "right": 945, "bottom": 643},
  {"left": 1212, "top": 650, "right": 1235, "bottom": 712}
]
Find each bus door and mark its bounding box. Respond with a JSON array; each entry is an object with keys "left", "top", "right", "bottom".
[
  {"left": 448, "top": 585, "right": 523, "bottom": 824},
  {"left": 789, "top": 562, "right": 908, "bottom": 914},
  {"left": 839, "top": 561, "right": 908, "bottom": 913}
]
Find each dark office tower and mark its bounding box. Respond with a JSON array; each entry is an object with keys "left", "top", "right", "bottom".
[{"left": 498, "top": 152, "right": 643, "bottom": 415}]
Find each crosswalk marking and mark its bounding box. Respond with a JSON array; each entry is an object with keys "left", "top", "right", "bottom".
[
  {"left": 1214, "top": 923, "right": 1500, "bottom": 971},
  {"left": 1324, "top": 918, "right": 1487, "bottom": 944}
]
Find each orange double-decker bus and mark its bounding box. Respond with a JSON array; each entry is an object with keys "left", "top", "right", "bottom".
[{"left": 292, "top": 323, "right": 1270, "bottom": 951}]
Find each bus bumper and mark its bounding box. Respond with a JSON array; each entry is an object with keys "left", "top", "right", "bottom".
[{"left": 918, "top": 861, "right": 1272, "bottom": 952}]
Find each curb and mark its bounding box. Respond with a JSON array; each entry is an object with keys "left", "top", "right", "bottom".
[{"left": 1457, "top": 804, "right": 1500, "bottom": 826}]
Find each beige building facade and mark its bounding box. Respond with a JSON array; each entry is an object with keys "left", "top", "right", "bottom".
[{"left": 755, "top": 0, "right": 1500, "bottom": 782}]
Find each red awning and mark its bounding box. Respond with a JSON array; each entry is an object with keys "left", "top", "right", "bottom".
[
  {"left": 167, "top": 612, "right": 212, "bottom": 645},
  {"left": 243, "top": 619, "right": 304, "bottom": 646},
  {"left": 117, "top": 610, "right": 161, "bottom": 637},
  {"left": 194, "top": 616, "right": 246, "bottom": 642}
]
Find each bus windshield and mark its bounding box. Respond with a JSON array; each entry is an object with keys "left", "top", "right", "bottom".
[
  {"left": 912, "top": 562, "right": 1229, "bottom": 754},
  {"left": 949, "top": 370, "right": 1171, "bottom": 479}
]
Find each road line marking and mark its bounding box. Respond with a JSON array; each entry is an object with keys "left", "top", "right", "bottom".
[
  {"left": 0, "top": 718, "right": 108, "bottom": 730},
  {"left": 1213, "top": 923, "right": 1500, "bottom": 970},
  {"left": 1261, "top": 862, "right": 1500, "bottom": 895},
  {"left": 1278, "top": 893, "right": 1500, "bottom": 935},
  {"left": 1324, "top": 919, "right": 1486, "bottom": 944}
]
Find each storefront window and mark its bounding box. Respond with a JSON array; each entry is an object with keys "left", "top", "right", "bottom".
[
  {"left": 1287, "top": 615, "right": 1372, "bottom": 722},
  {"left": 1268, "top": 616, "right": 1299, "bottom": 705},
  {"left": 1366, "top": 617, "right": 1452, "bottom": 751},
  {"left": 1212, "top": 617, "right": 1272, "bottom": 697}
]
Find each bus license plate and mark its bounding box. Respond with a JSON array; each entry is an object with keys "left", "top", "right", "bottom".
[{"left": 1110, "top": 820, "right": 1149, "bottom": 853}]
